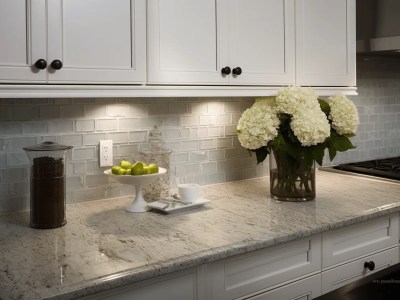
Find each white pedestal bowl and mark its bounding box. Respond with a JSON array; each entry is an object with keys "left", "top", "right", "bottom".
[{"left": 104, "top": 168, "right": 167, "bottom": 213}]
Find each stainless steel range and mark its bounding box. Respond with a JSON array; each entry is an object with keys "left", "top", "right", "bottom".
[{"left": 332, "top": 157, "right": 400, "bottom": 181}]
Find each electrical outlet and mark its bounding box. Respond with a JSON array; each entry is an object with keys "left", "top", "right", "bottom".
[{"left": 99, "top": 140, "right": 113, "bottom": 167}]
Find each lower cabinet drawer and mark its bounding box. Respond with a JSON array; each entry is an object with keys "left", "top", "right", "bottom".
[
  {"left": 321, "top": 246, "right": 399, "bottom": 294},
  {"left": 205, "top": 235, "right": 321, "bottom": 300},
  {"left": 322, "top": 213, "right": 399, "bottom": 268},
  {"left": 246, "top": 274, "right": 321, "bottom": 300},
  {"left": 79, "top": 269, "right": 198, "bottom": 300}
]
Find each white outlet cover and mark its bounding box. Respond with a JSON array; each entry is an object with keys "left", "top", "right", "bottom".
[{"left": 99, "top": 140, "right": 113, "bottom": 167}]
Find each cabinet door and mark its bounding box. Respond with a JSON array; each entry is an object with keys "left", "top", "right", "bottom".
[
  {"left": 295, "top": 0, "right": 356, "bottom": 86},
  {"left": 228, "top": 0, "right": 295, "bottom": 85},
  {"left": 0, "top": 0, "right": 47, "bottom": 82},
  {"left": 47, "top": 0, "right": 146, "bottom": 84},
  {"left": 147, "top": 0, "right": 229, "bottom": 85},
  {"left": 248, "top": 274, "right": 321, "bottom": 300}
]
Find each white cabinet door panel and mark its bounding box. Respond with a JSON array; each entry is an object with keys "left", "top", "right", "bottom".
[
  {"left": 205, "top": 235, "right": 321, "bottom": 300},
  {"left": 62, "top": 0, "right": 132, "bottom": 69},
  {"left": 248, "top": 274, "right": 321, "bottom": 300},
  {"left": 0, "top": 0, "right": 29, "bottom": 65},
  {"left": 322, "top": 247, "right": 399, "bottom": 294},
  {"left": 79, "top": 269, "right": 199, "bottom": 300},
  {"left": 148, "top": 0, "right": 295, "bottom": 86},
  {"left": 158, "top": 0, "right": 217, "bottom": 72},
  {"left": 47, "top": 0, "right": 146, "bottom": 83},
  {"left": 0, "top": 0, "right": 47, "bottom": 82},
  {"left": 229, "top": 0, "right": 295, "bottom": 85},
  {"left": 322, "top": 214, "right": 399, "bottom": 268},
  {"left": 296, "top": 0, "right": 356, "bottom": 86},
  {"left": 148, "top": 0, "right": 228, "bottom": 84}
]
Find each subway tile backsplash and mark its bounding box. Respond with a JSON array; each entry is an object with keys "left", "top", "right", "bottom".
[
  {"left": 1, "top": 56, "right": 400, "bottom": 212},
  {"left": 329, "top": 56, "right": 400, "bottom": 164},
  {"left": 0, "top": 97, "right": 266, "bottom": 212}
]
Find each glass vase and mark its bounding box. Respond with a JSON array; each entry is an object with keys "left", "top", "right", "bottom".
[{"left": 269, "top": 150, "right": 316, "bottom": 201}]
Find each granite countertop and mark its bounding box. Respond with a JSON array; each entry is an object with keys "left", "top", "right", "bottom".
[{"left": 1, "top": 171, "right": 400, "bottom": 300}]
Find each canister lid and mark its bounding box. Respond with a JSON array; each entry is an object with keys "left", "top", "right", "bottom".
[
  {"left": 139, "top": 125, "right": 172, "bottom": 155},
  {"left": 23, "top": 141, "right": 73, "bottom": 151}
]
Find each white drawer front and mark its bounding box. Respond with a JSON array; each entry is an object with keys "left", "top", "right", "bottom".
[
  {"left": 247, "top": 274, "right": 321, "bottom": 300},
  {"left": 322, "top": 214, "right": 399, "bottom": 268},
  {"left": 206, "top": 235, "right": 321, "bottom": 300},
  {"left": 80, "top": 269, "right": 198, "bottom": 300},
  {"left": 321, "top": 246, "right": 399, "bottom": 294}
]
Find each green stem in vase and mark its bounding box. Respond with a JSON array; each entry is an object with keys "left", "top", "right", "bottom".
[{"left": 270, "top": 149, "right": 316, "bottom": 201}]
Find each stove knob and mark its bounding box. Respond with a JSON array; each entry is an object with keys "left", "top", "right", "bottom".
[{"left": 364, "top": 261, "right": 375, "bottom": 271}]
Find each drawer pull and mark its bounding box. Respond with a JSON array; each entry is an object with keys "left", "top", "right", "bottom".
[{"left": 364, "top": 261, "right": 375, "bottom": 271}]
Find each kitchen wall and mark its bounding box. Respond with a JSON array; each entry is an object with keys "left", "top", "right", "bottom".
[
  {"left": 1, "top": 55, "right": 400, "bottom": 212},
  {"left": 329, "top": 55, "right": 400, "bottom": 164}
]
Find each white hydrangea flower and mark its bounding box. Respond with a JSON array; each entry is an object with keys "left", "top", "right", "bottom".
[
  {"left": 275, "top": 86, "right": 320, "bottom": 115},
  {"left": 328, "top": 95, "right": 359, "bottom": 135},
  {"left": 290, "top": 108, "right": 331, "bottom": 146},
  {"left": 237, "top": 104, "right": 280, "bottom": 150},
  {"left": 254, "top": 96, "right": 276, "bottom": 107}
]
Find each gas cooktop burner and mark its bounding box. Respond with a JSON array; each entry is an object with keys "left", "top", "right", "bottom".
[{"left": 333, "top": 157, "right": 400, "bottom": 180}]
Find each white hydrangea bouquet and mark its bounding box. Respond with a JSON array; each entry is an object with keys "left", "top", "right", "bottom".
[{"left": 237, "top": 86, "right": 359, "bottom": 201}]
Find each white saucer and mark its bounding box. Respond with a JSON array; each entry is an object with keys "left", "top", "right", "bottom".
[{"left": 147, "top": 198, "right": 210, "bottom": 214}]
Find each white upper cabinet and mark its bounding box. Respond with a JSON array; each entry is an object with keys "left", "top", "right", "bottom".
[
  {"left": 147, "top": 0, "right": 295, "bottom": 85},
  {"left": 147, "top": 0, "right": 228, "bottom": 85},
  {"left": 47, "top": 0, "right": 146, "bottom": 84},
  {"left": 227, "top": 0, "right": 295, "bottom": 85},
  {"left": 0, "top": 0, "right": 146, "bottom": 84},
  {"left": 0, "top": 0, "right": 47, "bottom": 82},
  {"left": 0, "top": 0, "right": 356, "bottom": 93},
  {"left": 295, "top": 0, "right": 356, "bottom": 87}
]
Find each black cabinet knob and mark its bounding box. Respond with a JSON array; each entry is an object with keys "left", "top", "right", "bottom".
[
  {"left": 221, "top": 66, "right": 231, "bottom": 75},
  {"left": 34, "top": 59, "right": 47, "bottom": 70},
  {"left": 364, "top": 261, "right": 375, "bottom": 271},
  {"left": 50, "top": 60, "right": 63, "bottom": 70},
  {"left": 232, "top": 67, "right": 242, "bottom": 76}
]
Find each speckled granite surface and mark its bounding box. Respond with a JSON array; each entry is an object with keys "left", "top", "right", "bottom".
[{"left": 1, "top": 171, "right": 400, "bottom": 300}]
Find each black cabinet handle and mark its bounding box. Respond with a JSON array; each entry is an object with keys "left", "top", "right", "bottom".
[
  {"left": 34, "top": 59, "right": 47, "bottom": 70},
  {"left": 221, "top": 66, "right": 231, "bottom": 75},
  {"left": 50, "top": 60, "right": 63, "bottom": 70},
  {"left": 232, "top": 67, "right": 242, "bottom": 76},
  {"left": 364, "top": 261, "right": 375, "bottom": 271}
]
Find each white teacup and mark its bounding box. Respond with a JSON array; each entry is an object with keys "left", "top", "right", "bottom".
[{"left": 178, "top": 183, "right": 200, "bottom": 204}]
